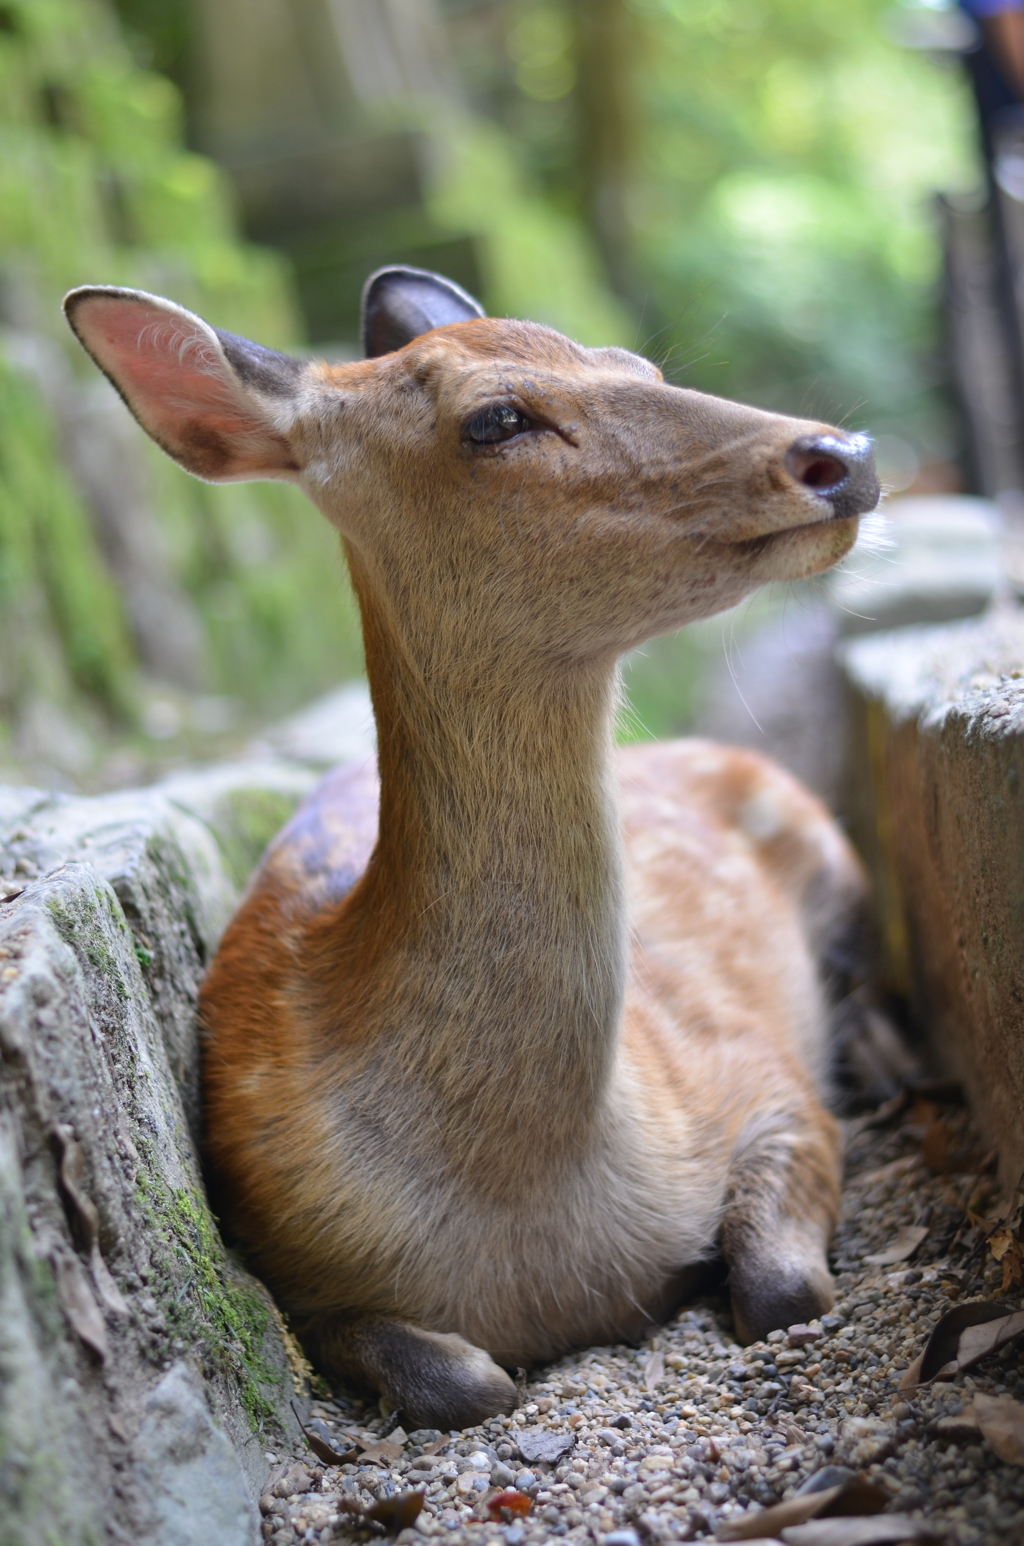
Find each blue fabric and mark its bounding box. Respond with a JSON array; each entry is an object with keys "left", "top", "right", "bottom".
[{"left": 961, "top": 0, "right": 1024, "bottom": 17}]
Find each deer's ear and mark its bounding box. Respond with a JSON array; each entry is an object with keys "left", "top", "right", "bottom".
[
  {"left": 361, "top": 266, "right": 485, "bottom": 358},
  {"left": 63, "top": 286, "right": 305, "bottom": 483}
]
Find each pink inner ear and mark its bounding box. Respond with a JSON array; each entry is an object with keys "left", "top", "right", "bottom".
[{"left": 72, "top": 295, "right": 297, "bottom": 481}]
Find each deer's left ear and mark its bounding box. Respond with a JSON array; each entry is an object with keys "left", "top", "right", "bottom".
[
  {"left": 361, "top": 266, "right": 485, "bottom": 358},
  {"left": 63, "top": 286, "right": 305, "bottom": 483}
]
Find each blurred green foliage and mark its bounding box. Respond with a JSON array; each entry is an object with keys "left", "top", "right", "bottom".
[
  {"left": 453, "top": 0, "right": 977, "bottom": 448},
  {"left": 446, "top": 0, "right": 978, "bottom": 737},
  {"left": 0, "top": 354, "right": 134, "bottom": 724},
  {"left": 0, "top": 0, "right": 363, "bottom": 765},
  {"left": 624, "top": 0, "right": 977, "bottom": 446},
  {"left": 0, "top": 0, "right": 981, "bottom": 765}
]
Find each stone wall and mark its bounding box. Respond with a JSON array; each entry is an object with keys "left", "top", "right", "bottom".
[
  {"left": 0, "top": 758, "right": 323, "bottom": 1546},
  {"left": 841, "top": 610, "right": 1024, "bottom": 1190}
]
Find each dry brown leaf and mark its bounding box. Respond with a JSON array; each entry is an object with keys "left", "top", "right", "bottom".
[
  {"left": 643, "top": 1348, "right": 665, "bottom": 1390},
  {"left": 52, "top": 1247, "right": 108, "bottom": 1359},
  {"left": 955, "top": 1309, "right": 1024, "bottom": 1371},
  {"left": 308, "top": 1431, "right": 358, "bottom": 1466},
  {"left": 53, "top": 1126, "right": 101, "bottom": 1247},
  {"left": 863, "top": 1225, "right": 929, "bottom": 1267},
  {"left": 517, "top": 1427, "right": 575, "bottom": 1465},
  {"left": 716, "top": 1478, "right": 886, "bottom": 1541},
  {"left": 899, "top": 1300, "right": 1011, "bottom": 1391},
  {"left": 973, "top": 1392, "right": 1024, "bottom": 1465},
  {"left": 358, "top": 1439, "right": 405, "bottom": 1465},
  {"left": 717, "top": 1489, "right": 839, "bottom": 1540},
  {"left": 989, "top": 1229, "right": 1016, "bottom": 1262},
  {"left": 335, "top": 1488, "right": 424, "bottom": 1535},
  {"left": 365, "top": 1491, "right": 424, "bottom": 1533},
  {"left": 780, "top": 1516, "right": 937, "bottom": 1545},
  {"left": 52, "top": 1125, "right": 129, "bottom": 1315},
  {"left": 853, "top": 1155, "right": 921, "bottom": 1190},
  {"left": 932, "top": 1409, "right": 982, "bottom": 1443}
]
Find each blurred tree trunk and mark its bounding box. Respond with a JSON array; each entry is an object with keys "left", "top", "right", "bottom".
[{"left": 571, "top": 0, "right": 638, "bottom": 305}]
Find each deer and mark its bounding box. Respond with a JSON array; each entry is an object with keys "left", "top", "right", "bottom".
[{"left": 64, "top": 267, "right": 879, "bottom": 1431}]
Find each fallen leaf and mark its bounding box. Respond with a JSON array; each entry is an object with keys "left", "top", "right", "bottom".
[
  {"left": 365, "top": 1491, "right": 424, "bottom": 1533},
  {"left": 334, "top": 1488, "right": 424, "bottom": 1535},
  {"left": 899, "top": 1300, "right": 1009, "bottom": 1391},
  {"left": 53, "top": 1126, "right": 101, "bottom": 1246},
  {"left": 956, "top": 1309, "right": 1024, "bottom": 1371},
  {"left": 89, "top": 1246, "right": 129, "bottom": 1316},
  {"left": 989, "top": 1229, "right": 1015, "bottom": 1262},
  {"left": 309, "top": 1431, "right": 358, "bottom": 1466},
  {"left": 716, "top": 1478, "right": 886, "bottom": 1541},
  {"left": 920, "top": 1116, "right": 985, "bottom": 1175},
  {"left": 267, "top": 1461, "right": 316, "bottom": 1498},
  {"left": 290, "top": 1401, "right": 358, "bottom": 1466},
  {"left": 487, "top": 1489, "right": 532, "bottom": 1521},
  {"left": 52, "top": 1125, "right": 128, "bottom": 1315},
  {"left": 864, "top": 1225, "right": 929, "bottom": 1267},
  {"left": 51, "top": 1247, "right": 108, "bottom": 1359},
  {"left": 780, "top": 1516, "right": 937, "bottom": 1545},
  {"left": 998, "top": 1239, "right": 1024, "bottom": 1293},
  {"left": 516, "top": 1428, "right": 574, "bottom": 1465},
  {"left": 932, "top": 1410, "right": 981, "bottom": 1444},
  {"left": 973, "top": 1392, "right": 1024, "bottom": 1465},
  {"left": 853, "top": 1155, "right": 921, "bottom": 1190},
  {"left": 644, "top": 1348, "right": 665, "bottom": 1390},
  {"left": 357, "top": 1439, "right": 405, "bottom": 1465}
]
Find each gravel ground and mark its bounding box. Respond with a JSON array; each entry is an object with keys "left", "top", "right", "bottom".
[{"left": 258, "top": 1096, "right": 1024, "bottom": 1546}]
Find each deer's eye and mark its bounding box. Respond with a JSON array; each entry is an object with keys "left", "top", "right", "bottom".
[{"left": 465, "top": 404, "right": 531, "bottom": 444}]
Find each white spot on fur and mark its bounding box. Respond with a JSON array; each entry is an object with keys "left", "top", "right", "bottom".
[{"left": 738, "top": 787, "right": 784, "bottom": 842}]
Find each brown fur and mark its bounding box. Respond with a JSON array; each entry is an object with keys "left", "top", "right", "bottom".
[{"left": 64, "top": 281, "right": 876, "bottom": 1424}]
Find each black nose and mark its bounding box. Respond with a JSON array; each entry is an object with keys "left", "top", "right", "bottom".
[{"left": 785, "top": 433, "right": 879, "bottom": 520}]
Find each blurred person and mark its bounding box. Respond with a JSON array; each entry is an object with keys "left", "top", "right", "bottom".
[{"left": 960, "top": 0, "right": 1024, "bottom": 152}]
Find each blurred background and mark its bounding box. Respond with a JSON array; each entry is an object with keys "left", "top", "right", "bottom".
[{"left": 0, "top": 0, "right": 1001, "bottom": 789}]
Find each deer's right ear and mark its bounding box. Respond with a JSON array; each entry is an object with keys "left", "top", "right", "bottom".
[
  {"left": 63, "top": 286, "right": 304, "bottom": 483},
  {"left": 361, "top": 266, "right": 485, "bottom": 358}
]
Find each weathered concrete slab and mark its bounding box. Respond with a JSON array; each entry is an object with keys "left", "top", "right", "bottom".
[
  {"left": 0, "top": 762, "right": 323, "bottom": 1545},
  {"left": 694, "top": 496, "right": 1003, "bottom": 806},
  {"left": 841, "top": 609, "right": 1024, "bottom": 1188},
  {"left": 830, "top": 496, "right": 1000, "bottom": 636}
]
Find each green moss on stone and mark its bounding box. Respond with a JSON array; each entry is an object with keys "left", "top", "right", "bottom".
[
  {"left": 204, "top": 787, "right": 299, "bottom": 889},
  {"left": 135, "top": 1164, "right": 284, "bottom": 1429}
]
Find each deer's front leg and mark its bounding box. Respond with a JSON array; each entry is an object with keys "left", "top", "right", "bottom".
[
  {"left": 299, "top": 1314, "right": 518, "bottom": 1430},
  {"left": 720, "top": 1109, "right": 840, "bottom": 1344}
]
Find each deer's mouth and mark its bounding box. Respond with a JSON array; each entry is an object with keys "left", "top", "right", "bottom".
[{"left": 732, "top": 512, "right": 860, "bottom": 554}]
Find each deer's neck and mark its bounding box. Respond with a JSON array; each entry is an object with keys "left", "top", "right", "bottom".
[{"left": 342, "top": 576, "right": 627, "bottom": 1164}]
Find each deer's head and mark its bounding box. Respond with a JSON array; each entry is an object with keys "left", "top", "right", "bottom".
[{"left": 65, "top": 267, "right": 877, "bottom": 669}]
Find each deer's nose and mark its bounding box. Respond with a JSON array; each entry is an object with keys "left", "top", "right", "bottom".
[{"left": 785, "top": 433, "right": 879, "bottom": 520}]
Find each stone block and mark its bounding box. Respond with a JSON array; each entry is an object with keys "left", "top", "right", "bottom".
[
  {"left": 0, "top": 762, "right": 322, "bottom": 1544},
  {"left": 693, "top": 495, "right": 1003, "bottom": 807},
  {"left": 841, "top": 609, "right": 1024, "bottom": 1186},
  {"left": 830, "top": 496, "right": 1001, "bottom": 636}
]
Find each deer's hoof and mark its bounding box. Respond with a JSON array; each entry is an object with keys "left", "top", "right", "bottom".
[
  {"left": 302, "top": 1314, "right": 518, "bottom": 1431},
  {"left": 728, "top": 1255, "right": 834, "bottom": 1345},
  {"left": 376, "top": 1327, "right": 519, "bottom": 1431}
]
